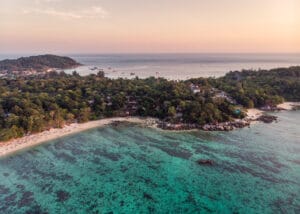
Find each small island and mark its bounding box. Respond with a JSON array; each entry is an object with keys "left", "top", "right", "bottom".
[
  {"left": 0, "top": 55, "right": 299, "bottom": 145},
  {"left": 0, "top": 54, "right": 81, "bottom": 77}
]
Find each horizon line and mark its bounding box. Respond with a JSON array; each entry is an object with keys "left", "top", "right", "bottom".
[{"left": 1, "top": 52, "right": 300, "bottom": 56}]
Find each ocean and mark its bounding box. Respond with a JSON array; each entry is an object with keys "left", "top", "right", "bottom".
[
  {"left": 68, "top": 53, "right": 300, "bottom": 79},
  {"left": 1, "top": 53, "right": 300, "bottom": 79},
  {"left": 0, "top": 53, "right": 300, "bottom": 213},
  {"left": 0, "top": 110, "right": 299, "bottom": 213}
]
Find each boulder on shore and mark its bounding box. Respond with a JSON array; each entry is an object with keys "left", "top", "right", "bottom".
[{"left": 257, "top": 115, "right": 277, "bottom": 123}]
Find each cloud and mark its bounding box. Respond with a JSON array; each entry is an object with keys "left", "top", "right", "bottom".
[{"left": 23, "top": 6, "right": 108, "bottom": 19}]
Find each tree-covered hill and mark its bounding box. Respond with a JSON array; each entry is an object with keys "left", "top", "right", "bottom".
[
  {"left": 214, "top": 67, "right": 300, "bottom": 107},
  {"left": 0, "top": 55, "right": 81, "bottom": 73}
]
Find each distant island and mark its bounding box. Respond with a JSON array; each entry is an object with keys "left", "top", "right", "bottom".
[
  {"left": 0, "top": 55, "right": 299, "bottom": 142},
  {"left": 0, "top": 54, "right": 81, "bottom": 77}
]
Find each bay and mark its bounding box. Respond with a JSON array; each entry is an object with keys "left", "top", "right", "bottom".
[{"left": 0, "top": 111, "right": 299, "bottom": 213}]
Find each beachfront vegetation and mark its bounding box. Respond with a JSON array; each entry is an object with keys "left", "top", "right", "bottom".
[{"left": 0, "top": 66, "right": 299, "bottom": 141}]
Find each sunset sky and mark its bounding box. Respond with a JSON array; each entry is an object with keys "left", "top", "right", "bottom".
[{"left": 0, "top": 0, "right": 299, "bottom": 53}]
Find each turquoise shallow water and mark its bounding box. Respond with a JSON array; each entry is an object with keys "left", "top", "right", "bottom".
[{"left": 0, "top": 111, "right": 300, "bottom": 213}]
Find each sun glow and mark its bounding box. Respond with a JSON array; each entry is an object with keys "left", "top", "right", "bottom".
[{"left": 0, "top": 0, "right": 299, "bottom": 53}]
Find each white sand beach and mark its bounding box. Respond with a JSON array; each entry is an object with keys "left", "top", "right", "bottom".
[
  {"left": 246, "top": 102, "right": 300, "bottom": 120},
  {"left": 0, "top": 102, "right": 298, "bottom": 158},
  {"left": 0, "top": 117, "right": 154, "bottom": 157},
  {"left": 277, "top": 102, "right": 300, "bottom": 110},
  {"left": 246, "top": 108, "right": 263, "bottom": 120}
]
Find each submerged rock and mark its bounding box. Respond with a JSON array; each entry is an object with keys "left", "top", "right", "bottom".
[
  {"left": 18, "top": 191, "right": 34, "bottom": 208},
  {"left": 197, "top": 159, "right": 214, "bottom": 166},
  {"left": 56, "top": 190, "right": 70, "bottom": 202},
  {"left": 0, "top": 185, "right": 10, "bottom": 194},
  {"left": 111, "top": 121, "right": 122, "bottom": 127},
  {"left": 143, "top": 192, "right": 155, "bottom": 201}
]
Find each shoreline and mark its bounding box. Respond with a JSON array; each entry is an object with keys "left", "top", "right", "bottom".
[
  {"left": 246, "top": 102, "right": 300, "bottom": 120},
  {"left": 0, "top": 102, "right": 299, "bottom": 158},
  {"left": 277, "top": 102, "right": 300, "bottom": 110},
  {"left": 0, "top": 117, "right": 155, "bottom": 158}
]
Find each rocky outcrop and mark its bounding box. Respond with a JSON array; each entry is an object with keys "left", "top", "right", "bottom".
[
  {"left": 157, "top": 122, "right": 199, "bottom": 130},
  {"left": 257, "top": 115, "right": 277, "bottom": 123},
  {"left": 157, "top": 119, "right": 251, "bottom": 131},
  {"left": 202, "top": 120, "right": 250, "bottom": 131}
]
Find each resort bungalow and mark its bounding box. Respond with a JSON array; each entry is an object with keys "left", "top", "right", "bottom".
[{"left": 190, "top": 84, "right": 201, "bottom": 94}]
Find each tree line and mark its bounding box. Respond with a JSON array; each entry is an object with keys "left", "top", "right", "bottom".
[{"left": 0, "top": 66, "right": 299, "bottom": 141}]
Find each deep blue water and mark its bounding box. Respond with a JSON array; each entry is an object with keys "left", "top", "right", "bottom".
[
  {"left": 0, "top": 111, "right": 299, "bottom": 213},
  {"left": 1, "top": 53, "right": 300, "bottom": 79}
]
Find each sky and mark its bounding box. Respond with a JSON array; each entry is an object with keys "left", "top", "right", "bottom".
[{"left": 0, "top": 0, "right": 299, "bottom": 54}]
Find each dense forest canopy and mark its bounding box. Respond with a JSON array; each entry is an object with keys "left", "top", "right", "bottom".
[
  {"left": 0, "top": 66, "right": 299, "bottom": 141},
  {"left": 213, "top": 67, "right": 300, "bottom": 107}
]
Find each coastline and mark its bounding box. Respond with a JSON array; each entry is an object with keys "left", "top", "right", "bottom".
[
  {"left": 0, "top": 117, "right": 155, "bottom": 158},
  {"left": 245, "top": 108, "right": 263, "bottom": 120},
  {"left": 246, "top": 102, "right": 300, "bottom": 120},
  {"left": 277, "top": 102, "right": 300, "bottom": 110},
  {"left": 0, "top": 102, "right": 299, "bottom": 158}
]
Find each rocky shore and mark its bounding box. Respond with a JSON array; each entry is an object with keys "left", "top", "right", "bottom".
[
  {"left": 256, "top": 115, "right": 278, "bottom": 123},
  {"left": 156, "top": 107, "right": 280, "bottom": 131},
  {"left": 202, "top": 120, "right": 251, "bottom": 131},
  {"left": 0, "top": 103, "right": 297, "bottom": 157},
  {"left": 157, "top": 122, "right": 199, "bottom": 131},
  {"left": 157, "top": 119, "right": 251, "bottom": 131}
]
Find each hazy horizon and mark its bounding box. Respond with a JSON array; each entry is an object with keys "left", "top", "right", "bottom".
[
  {"left": 1, "top": 0, "right": 299, "bottom": 53},
  {"left": 1, "top": 52, "right": 300, "bottom": 56}
]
